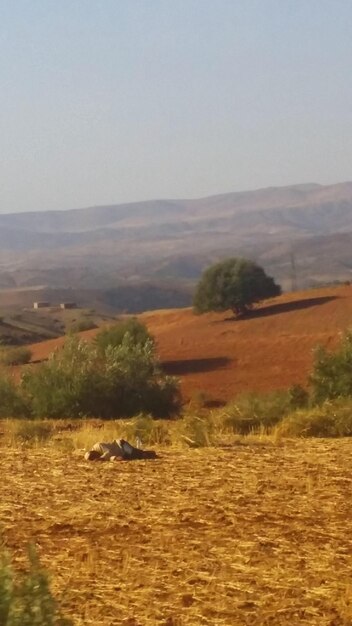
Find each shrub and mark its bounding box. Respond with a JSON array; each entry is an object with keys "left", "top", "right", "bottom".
[
  {"left": 0, "top": 347, "right": 32, "bottom": 366},
  {"left": 137, "top": 375, "right": 181, "bottom": 418},
  {"left": 101, "top": 335, "right": 181, "bottom": 418},
  {"left": 0, "top": 374, "right": 29, "bottom": 418},
  {"left": 95, "top": 318, "right": 152, "bottom": 353},
  {"left": 220, "top": 391, "right": 291, "bottom": 434},
  {"left": 21, "top": 338, "right": 95, "bottom": 419},
  {"left": 310, "top": 330, "right": 352, "bottom": 404},
  {"left": 275, "top": 399, "right": 352, "bottom": 438},
  {"left": 22, "top": 334, "right": 180, "bottom": 419},
  {"left": 0, "top": 545, "right": 72, "bottom": 625},
  {"left": 288, "top": 384, "right": 309, "bottom": 409}
]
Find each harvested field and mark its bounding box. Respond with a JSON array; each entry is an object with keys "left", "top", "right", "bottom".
[
  {"left": 2, "top": 438, "right": 352, "bottom": 625},
  {"left": 22, "top": 285, "right": 352, "bottom": 404}
]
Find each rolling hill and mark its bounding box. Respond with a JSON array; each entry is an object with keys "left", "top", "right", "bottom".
[
  {"left": 1, "top": 181, "right": 352, "bottom": 296},
  {"left": 21, "top": 284, "right": 352, "bottom": 404}
]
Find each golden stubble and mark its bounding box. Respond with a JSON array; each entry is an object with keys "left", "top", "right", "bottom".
[{"left": 1, "top": 432, "right": 352, "bottom": 625}]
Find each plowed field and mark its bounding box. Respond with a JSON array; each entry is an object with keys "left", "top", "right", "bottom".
[
  {"left": 2, "top": 439, "right": 352, "bottom": 625},
  {"left": 24, "top": 285, "right": 352, "bottom": 403}
]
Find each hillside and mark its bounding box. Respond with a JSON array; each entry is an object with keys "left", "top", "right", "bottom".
[
  {"left": 23, "top": 285, "right": 352, "bottom": 403},
  {"left": 2, "top": 181, "right": 352, "bottom": 293},
  {"left": 141, "top": 285, "right": 351, "bottom": 402},
  {"left": 0, "top": 283, "right": 192, "bottom": 315},
  {"left": 0, "top": 306, "right": 117, "bottom": 346}
]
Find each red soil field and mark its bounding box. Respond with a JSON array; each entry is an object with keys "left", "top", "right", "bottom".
[{"left": 25, "top": 285, "right": 352, "bottom": 404}]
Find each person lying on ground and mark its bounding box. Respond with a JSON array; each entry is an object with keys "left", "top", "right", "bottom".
[{"left": 84, "top": 439, "right": 158, "bottom": 461}]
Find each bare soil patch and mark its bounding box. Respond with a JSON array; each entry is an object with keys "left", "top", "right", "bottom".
[
  {"left": 142, "top": 286, "right": 352, "bottom": 402},
  {"left": 1, "top": 439, "right": 352, "bottom": 625},
  {"left": 20, "top": 285, "right": 352, "bottom": 404}
]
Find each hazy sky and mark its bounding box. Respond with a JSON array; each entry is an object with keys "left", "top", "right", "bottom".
[{"left": 1, "top": 0, "right": 352, "bottom": 213}]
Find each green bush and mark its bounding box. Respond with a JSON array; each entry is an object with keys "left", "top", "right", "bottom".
[
  {"left": 0, "top": 347, "right": 32, "bottom": 366},
  {"left": 95, "top": 318, "right": 152, "bottom": 353},
  {"left": 220, "top": 391, "right": 291, "bottom": 434},
  {"left": 275, "top": 399, "right": 352, "bottom": 438},
  {"left": 22, "top": 334, "right": 180, "bottom": 419},
  {"left": 0, "top": 545, "right": 72, "bottom": 625},
  {"left": 310, "top": 330, "right": 352, "bottom": 404},
  {"left": 288, "top": 384, "right": 309, "bottom": 409},
  {"left": 0, "top": 375, "right": 29, "bottom": 418}
]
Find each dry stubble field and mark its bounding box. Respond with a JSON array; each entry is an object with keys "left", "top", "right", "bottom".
[
  {"left": 4, "top": 285, "right": 352, "bottom": 624},
  {"left": 2, "top": 438, "right": 352, "bottom": 625}
]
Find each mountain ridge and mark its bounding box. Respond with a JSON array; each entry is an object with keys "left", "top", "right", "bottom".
[{"left": 1, "top": 180, "right": 352, "bottom": 293}]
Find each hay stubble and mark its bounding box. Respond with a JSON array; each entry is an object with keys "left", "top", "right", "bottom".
[{"left": 1, "top": 440, "right": 352, "bottom": 625}]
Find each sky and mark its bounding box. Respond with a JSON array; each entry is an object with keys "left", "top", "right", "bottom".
[{"left": 1, "top": 0, "right": 352, "bottom": 213}]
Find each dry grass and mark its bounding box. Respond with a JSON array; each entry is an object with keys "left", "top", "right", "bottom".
[{"left": 1, "top": 430, "right": 352, "bottom": 625}]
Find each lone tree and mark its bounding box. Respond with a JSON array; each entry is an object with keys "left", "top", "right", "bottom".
[{"left": 193, "top": 257, "right": 281, "bottom": 317}]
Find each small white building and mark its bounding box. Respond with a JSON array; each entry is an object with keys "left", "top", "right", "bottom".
[{"left": 60, "top": 302, "right": 77, "bottom": 310}]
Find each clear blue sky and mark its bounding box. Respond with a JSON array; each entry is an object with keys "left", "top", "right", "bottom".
[{"left": 1, "top": 0, "right": 352, "bottom": 213}]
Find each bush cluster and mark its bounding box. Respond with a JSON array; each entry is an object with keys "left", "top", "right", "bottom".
[
  {"left": 275, "top": 330, "right": 352, "bottom": 437},
  {"left": 220, "top": 329, "right": 352, "bottom": 438},
  {"left": 94, "top": 317, "right": 152, "bottom": 353},
  {"left": 309, "top": 330, "right": 352, "bottom": 404},
  {"left": 3, "top": 313, "right": 352, "bottom": 438},
  {"left": 0, "top": 545, "right": 71, "bottom": 625},
  {"left": 0, "top": 376, "right": 30, "bottom": 418},
  {"left": 0, "top": 320, "right": 180, "bottom": 420}
]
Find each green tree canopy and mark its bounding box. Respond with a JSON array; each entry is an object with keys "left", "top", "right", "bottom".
[
  {"left": 309, "top": 329, "right": 352, "bottom": 404},
  {"left": 193, "top": 257, "right": 281, "bottom": 316},
  {"left": 95, "top": 317, "right": 153, "bottom": 354}
]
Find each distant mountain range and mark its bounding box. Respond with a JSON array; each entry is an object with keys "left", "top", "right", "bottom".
[{"left": 1, "top": 181, "right": 352, "bottom": 304}]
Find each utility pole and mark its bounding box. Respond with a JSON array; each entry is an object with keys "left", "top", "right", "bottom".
[{"left": 290, "top": 247, "right": 298, "bottom": 292}]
